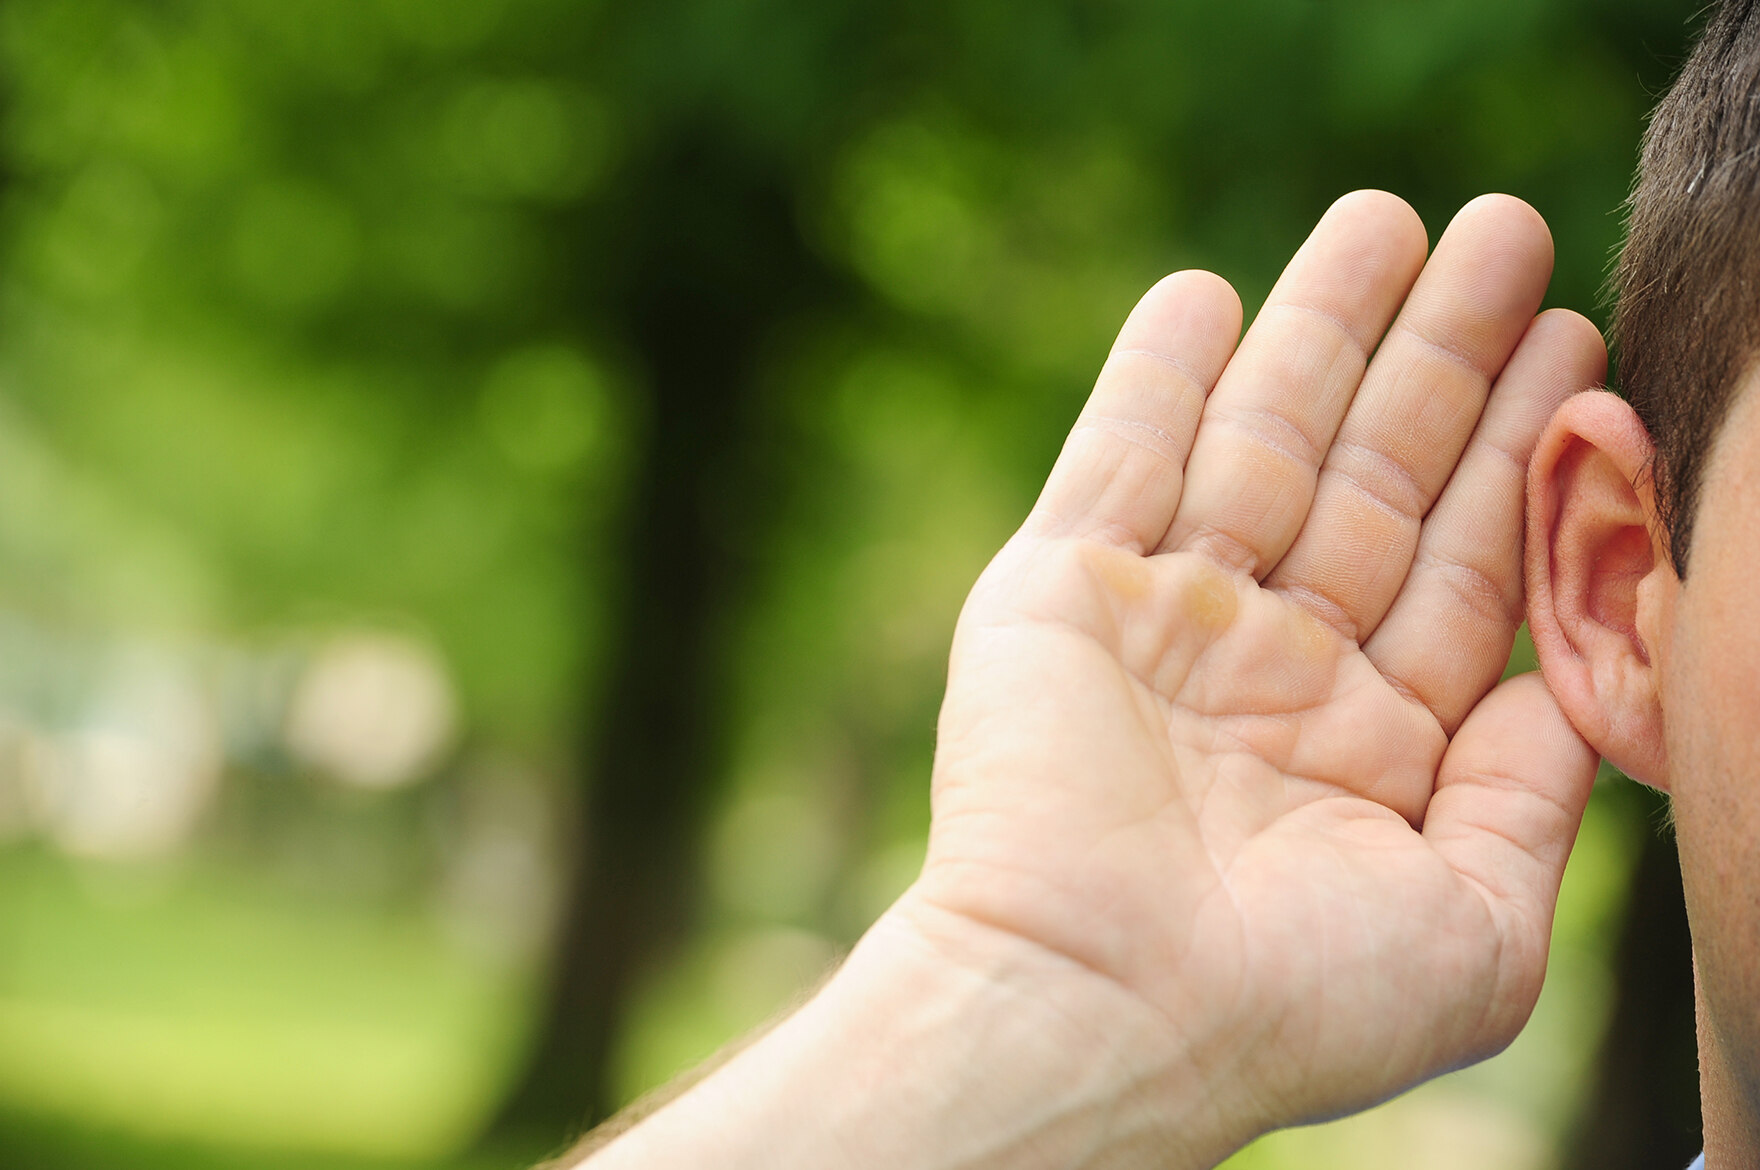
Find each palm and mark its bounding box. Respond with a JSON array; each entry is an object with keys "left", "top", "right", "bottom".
[{"left": 912, "top": 193, "right": 1603, "bottom": 1126}]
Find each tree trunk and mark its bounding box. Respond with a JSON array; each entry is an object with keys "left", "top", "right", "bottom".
[
  {"left": 481, "top": 129, "right": 847, "bottom": 1157},
  {"left": 1562, "top": 787, "right": 1701, "bottom": 1170}
]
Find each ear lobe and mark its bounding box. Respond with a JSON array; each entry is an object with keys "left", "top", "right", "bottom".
[{"left": 1525, "top": 390, "right": 1674, "bottom": 787}]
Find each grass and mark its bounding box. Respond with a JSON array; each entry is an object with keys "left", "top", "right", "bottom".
[{"left": 0, "top": 847, "right": 536, "bottom": 1166}]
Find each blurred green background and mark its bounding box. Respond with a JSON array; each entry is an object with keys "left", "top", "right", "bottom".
[{"left": 0, "top": 1, "right": 1707, "bottom": 1167}]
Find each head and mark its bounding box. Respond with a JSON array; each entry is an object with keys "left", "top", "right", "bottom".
[{"left": 1526, "top": 1, "right": 1760, "bottom": 1156}]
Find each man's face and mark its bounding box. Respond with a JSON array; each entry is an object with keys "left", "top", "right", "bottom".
[{"left": 1663, "top": 376, "right": 1760, "bottom": 1112}]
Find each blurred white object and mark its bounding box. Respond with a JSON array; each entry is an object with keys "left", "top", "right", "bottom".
[
  {"left": 40, "top": 657, "right": 221, "bottom": 859},
  {"left": 285, "top": 633, "right": 458, "bottom": 789},
  {"left": 438, "top": 759, "right": 562, "bottom": 966}
]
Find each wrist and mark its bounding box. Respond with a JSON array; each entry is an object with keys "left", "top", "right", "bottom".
[
  {"left": 861, "top": 889, "right": 1262, "bottom": 1169},
  {"left": 588, "top": 888, "right": 1260, "bottom": 1170}
]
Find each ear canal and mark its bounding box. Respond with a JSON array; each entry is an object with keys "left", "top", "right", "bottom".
[
  {"left": 1542, "top": 434, "right": 1651, "bottom": 660},
  {"left": 1584, "top": 509, "right": 1655, "bottom": 661}
]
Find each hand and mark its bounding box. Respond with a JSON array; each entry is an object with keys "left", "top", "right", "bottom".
[
  {"left": 898, "top": 191, "right": 1604, "bottom": 1148},
  {"left": 580, "top": 192, "right": 1606, "bottom": 1170}
]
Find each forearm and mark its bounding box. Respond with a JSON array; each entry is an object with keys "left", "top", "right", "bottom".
[{"left": 572, "top": 897, "right": 1252, "bottom": 1170}]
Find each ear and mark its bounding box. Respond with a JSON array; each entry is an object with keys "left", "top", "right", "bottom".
[{"left": 1525, "top": 390, "right": 1676, "bottom": 787}]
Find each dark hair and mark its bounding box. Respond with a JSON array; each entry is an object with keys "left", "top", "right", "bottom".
[{"left": 1616, "top": 0, "right": 1760, "bottom": 575}]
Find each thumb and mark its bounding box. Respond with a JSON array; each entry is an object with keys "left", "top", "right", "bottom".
[{"left": 1422, "top": 671, "right": 1600, "bottom": 1043}]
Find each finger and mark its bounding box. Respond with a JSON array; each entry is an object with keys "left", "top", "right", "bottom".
[
  {"left": 1364, "top": 309, "right": 1606, "bottom": 734},
  {"left": 1156, "top": 190, "right": 1429, "bottom": 571},
  {"left": 1263, "top": 196, "right": 1555, "bottom": 641},
  {"left": 1422, "top": 672, "right": 1598, "bottom": 1045},
  {"left": 1026, "top": 271, "right": 1242, "bottom": 553}
]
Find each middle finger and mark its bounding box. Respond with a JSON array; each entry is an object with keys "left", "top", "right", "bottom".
[
  {"left": 1155, "top": 190, "right": 1428, "bottom": 570},
  {"left": 1261, "top": 194, "right": 1554, "bottom": 642}
]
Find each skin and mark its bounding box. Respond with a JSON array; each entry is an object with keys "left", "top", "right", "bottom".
[
  {"left": 576, "top": 191, "right": 1612, "bottom": 1169},
  {"left": 1669, "top": 387, "right": 1760, "bottom": 1168},
  {"left": 1528, "top": 379, "right": 1760, "bottom": 1168}
]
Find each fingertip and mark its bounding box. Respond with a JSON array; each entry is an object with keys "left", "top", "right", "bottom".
[
  {"left": 1445, "top": 196, "right": 1556, "bottom": 288},
  {"left": 1526, "top": 307, "right": 1610, "bottom": 387},
  {"left": 1496, "top": 309, "right": 1609, "bottom": 430},
  {"left": 1323, "top": 189, "right": 1429, "bottom": 262},
  {"left": 1146, "top": 269, "right": 1242, "bottom": 315},
  {"left": 1470, "top": 672, "right": 1600, "bottom": 791},
  {"left": 1531, "top": 306, "right": 1607, "bottom": 348},
  {"left": 1528, "top": 306, "right": 1604, "bottom": 342},
  {"left": 1456, "top": 193, "right": 1553, "bottom": 252},
  {"left": 1121, "top": 270, "right": 1244, "bottom": 352}
]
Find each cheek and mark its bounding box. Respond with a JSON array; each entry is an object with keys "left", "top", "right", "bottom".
[
  {"left": 1669, "top": 476, "right": 1760, "bottom": 820},
  {"left": 1668, "top": 382, "right": 1760, "bottom": 1103},
  {"left": 1669, "top": 572, "right": 1760, "bottom": 1094}
]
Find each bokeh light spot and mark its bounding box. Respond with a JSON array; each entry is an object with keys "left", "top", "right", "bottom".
[{"left": 284, "top": 632, "right": 458, "bottom": 790}]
